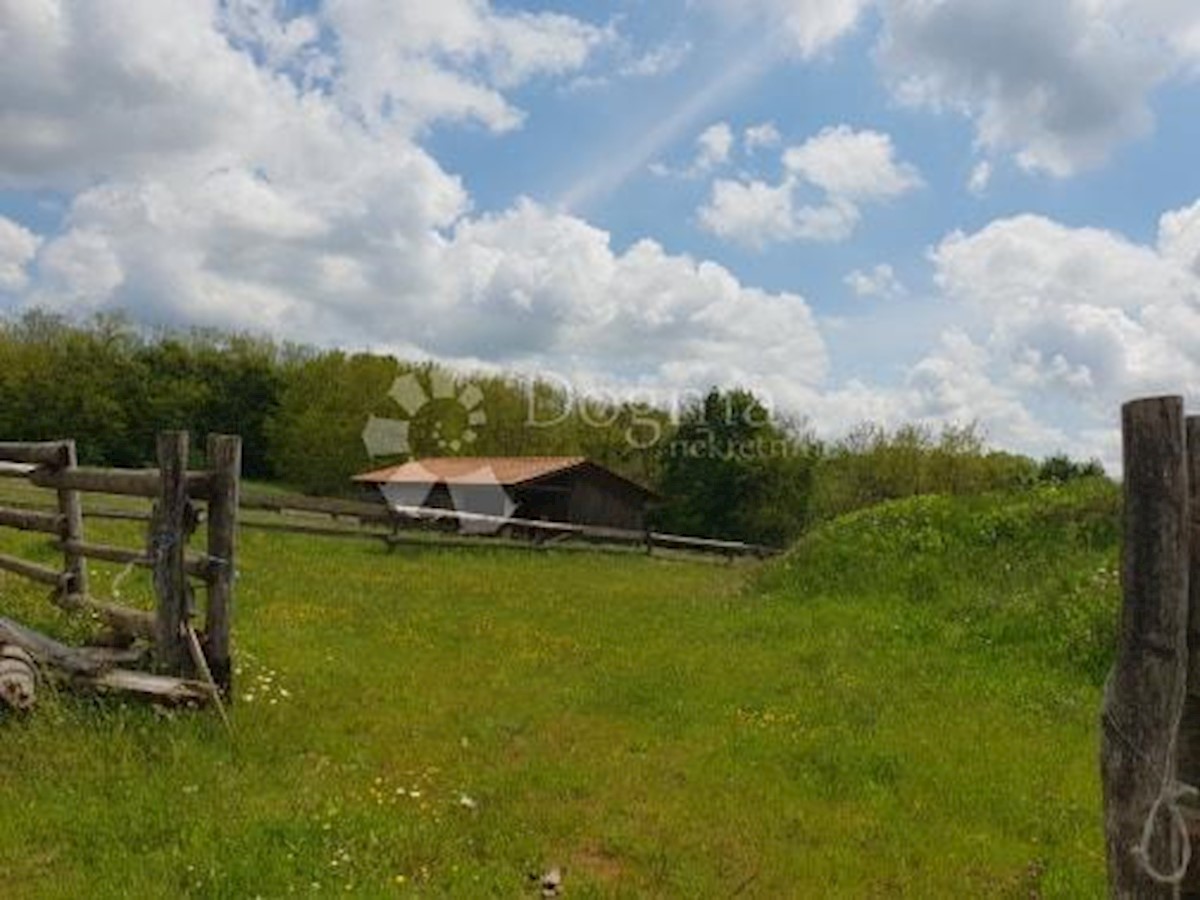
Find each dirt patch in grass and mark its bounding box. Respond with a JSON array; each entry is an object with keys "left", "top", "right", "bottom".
[{"left": 571, "top": 842, "right": 625, "bottom": 883}]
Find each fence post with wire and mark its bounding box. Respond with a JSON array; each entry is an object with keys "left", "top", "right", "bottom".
[{"left": 1101, "top": 396, "right": 1198, "bottom": 896}]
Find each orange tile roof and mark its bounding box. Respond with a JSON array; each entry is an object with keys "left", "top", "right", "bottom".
[{"left": 353, "top": 456, "right": 588, "bottom": 487}]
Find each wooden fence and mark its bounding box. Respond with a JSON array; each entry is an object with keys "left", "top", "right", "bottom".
[
  {"left": 1102, "top": 396, "right": 1200, "bottom": 896},
  {"left": 0, "top": 433, "right": 240, "bottom": 710},
  {"left": 0, "top": 471, "right": 779, "bottom": 561}
]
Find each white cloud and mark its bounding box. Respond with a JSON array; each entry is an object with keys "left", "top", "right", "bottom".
[
  {"left": 0, "top": 0, "right": 608, "bottom": 193},
  {"left": 654, "top": 122, "right": 736, "bottom": 178},
  {"left": 783, "top": 125, "right": 921, "bottom": 199},
  {"left": 0, "top": 3, "right": 829, "bottom": 410},
  {"left": 1158, "top": 197, "right": 1200, "bottom": 275},
  {"left": 0, "top": 215, "right": 40, "bottom": 292},
  {"left": 699, "top": 125, "right": 918, "bottom": 247},
  {"left": 696, "top": 122, "right": 735, "bottom": 172},
  {"left": 0, "top": 0, "right": 296, "bottom": 189},
  {"left": 219, "top": 0, "right": 328, "bottom": 80},
  {"left": 321, "top": 0, "right": 609, "bottom": 133},
  {"left": 563, "top": 38, "right": 692, "bottom": 92},
  {"left": 706, "top": 1, "right": 1200, "bottom": 183},
  {"left": 967, "top": 160, "right": 992, "bottom": 196},
  {"left": 700, "top": 179, "right": 800, "bottom": 246},
  {"left": 699, "top": 179, "right": 859, "bottom": 246},
  {"left": 876, "top": 0, "right": 1200, "bottom": 177},
  {"left": 922, "top": 207, "right": 1200, "bottom": 446},
  {"left": 706, "top": 0, "right": 873, "bottom": 58},
  {"left": 619, "top": 40, "right": 692, "bottom": 78},
  {"left": 802, "top": 201, "right": 1200, "bottom": 470},
  {"left": 844, "top": 263, "right": 906, "bottom": 298},
  {"left": 903, "top": 330, "right": 1070, "bottom": 451},
  {"left": 745, "top": 122, "right": 782, "bottom": 152},
  {"left": 441, "top": 199, "right": 829, "bottom": 393}
]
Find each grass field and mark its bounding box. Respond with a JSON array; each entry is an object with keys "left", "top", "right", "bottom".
[{"left": 0, "top": 480, "right": 1118, "bottom": 897}]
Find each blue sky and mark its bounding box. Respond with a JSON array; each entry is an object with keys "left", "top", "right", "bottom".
[{"left": 3, "top": 0, "right": 1200, "bottom": 469}]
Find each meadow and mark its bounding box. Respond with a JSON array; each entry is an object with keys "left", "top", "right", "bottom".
[{"left": 0, "top": 479, "right": 1118, "bottom": 897}]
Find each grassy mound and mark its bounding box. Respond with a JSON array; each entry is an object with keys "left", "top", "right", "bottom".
[{"left": 760, "top": 478, "right": 1121, "bottom": 684}]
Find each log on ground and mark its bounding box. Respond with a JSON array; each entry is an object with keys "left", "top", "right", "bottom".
[{"left": 0, "top": 644, "right": 37, "bottom": 711}]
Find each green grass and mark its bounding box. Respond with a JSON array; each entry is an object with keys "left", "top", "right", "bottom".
[{"left": 0, "top": 481, "right": 1119, "bottom": 897}]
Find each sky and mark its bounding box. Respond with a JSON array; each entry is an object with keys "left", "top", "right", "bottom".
[{"left": 3, "top": 0, "right": 1200, "bottom": 470}]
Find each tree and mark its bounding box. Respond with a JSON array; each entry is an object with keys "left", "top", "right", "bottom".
[{"left": 653, "top": 388, "right": 815, "bottom": 545}]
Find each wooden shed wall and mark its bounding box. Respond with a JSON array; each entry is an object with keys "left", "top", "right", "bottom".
[{"left": 565, "top": 468, "right": 647, "bottom": 530}]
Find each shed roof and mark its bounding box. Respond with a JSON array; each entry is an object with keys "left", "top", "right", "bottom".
[
  {"left": 353, "top": 456, "right": 655, "bottom": 496},
  {"left": 354, "top": 456, "right": 584, "bottom": 487}
]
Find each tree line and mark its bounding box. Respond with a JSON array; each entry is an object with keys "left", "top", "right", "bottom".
[{"left": 0, "top": 310, "right": 1105, "bottom": 546}]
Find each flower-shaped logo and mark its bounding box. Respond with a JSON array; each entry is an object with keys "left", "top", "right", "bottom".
[{"left": 362, "top": 371, "right": 487, "bottom": 458}]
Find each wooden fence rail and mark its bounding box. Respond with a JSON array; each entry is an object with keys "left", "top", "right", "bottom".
[
  {"left": 0, "top": 482, "right": 780, "bottom": 561},
  {"left": 29, "top": 465, "right": 212, "bottom": 500},
  {"left": 381, "top": 503, "right": 781, "bottom": 559},
  {"left": 0, "top": 434, "right": 241, "bottom": 710}
]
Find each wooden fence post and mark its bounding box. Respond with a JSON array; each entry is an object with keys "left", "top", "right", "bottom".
[
  {"left": 204, "top": 433, "right": 240, "bottom": 695},
  {"left": 153, "top": 431, "right": 191, "bottom": 675},
  {"left": 1178, "top": 416, "right": 1200, "bottom": 896},
  {"left": 1102, "top": 396, "right": 1191, "bottom": 897},
  {"left": 55, "top": 440, "right": 87, "bottom": 598}
]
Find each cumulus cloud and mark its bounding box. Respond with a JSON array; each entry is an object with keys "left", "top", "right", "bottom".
[
  {"left": 0, "top": 216, "right": 40, "bottom": 292},
  {"left": 0, "top": 0, "right": 293, "bottom": 188},
  {"left": 801, "top": 201, "right": 1200, "bottom": 469},
  {"left": 0, "top": 2, "right": 830, "bottom": 410},
  {"left": 744, "top": 122, "right": 782, "bottom": 152},
  {"left": 322, "top": 0, "right": 610, "bottom": 132},
  {"left": 695, "top": 122, "right": 735, "bottom": 171},
  {"left": 884, "top": 204, "right": 1200, "bottom": 467},
  {"left": 1159, "top": 197, "right": 1200, "bottom": 275},
  {"left": 0, "top": 0, "right": 608, "bottom": 193},
  {"left": 441, "top": 199, "right": 829, "bottom": 393},
  {"left": 844, "top": 263, "right": 906, "bottom": 298},
  {"left": 699, "top": 125, "right": 919, "bottom": 247},
  {"left": 652, "top": 121, "right": 736, "bottom": 178},
  {"left": 722, "top": 0, "right": 1200, "bottom": 179},
  {"left": 783, "top": 125, "right": 921, "bottom": 198},
  {"left": 876, "top": 0, "right": 1200, "bottom": 176}
]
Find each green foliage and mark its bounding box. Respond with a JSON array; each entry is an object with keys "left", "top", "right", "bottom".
[
  {"left": 653, "top": 388, "right": 818, "bottom": 545},
  {"left": 0, "top": 311, "right": 282, "bottom": 475},
  {"left": 264, "top": 351, "right": 398, "bottom": 495},
  {"left": 0, "top": 309, "right": 1112, "bottom": 544},
  {"left": 761, "top": 478, "right": 1121, "bottom": 683},
  {"left": 1037, "top": 452, "right": 1107, "bottom": 484},
  {"left": 809, "top": 422, "right": 1042, "bottom": 522}
]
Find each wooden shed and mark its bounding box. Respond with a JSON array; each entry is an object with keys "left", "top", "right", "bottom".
[{"left": 353, "top": 456, "right": 656, "bottom": 531}]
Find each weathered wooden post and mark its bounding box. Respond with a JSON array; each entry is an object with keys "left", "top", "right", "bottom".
[
  {"left": 204, "top": 433, "right": 240, "bottom": 694},
  {"left": 1102, "top": 396, "right": 1191, "bottom": 896},
  {"left": 153, "top": 431, "right": 191, "bottom": 674},
  {"left": 1177, "top": 416, "right": 1200, "bottom": 897},
  {"left": 55, "top": 439, "right": 87, "bottom": 598}
]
